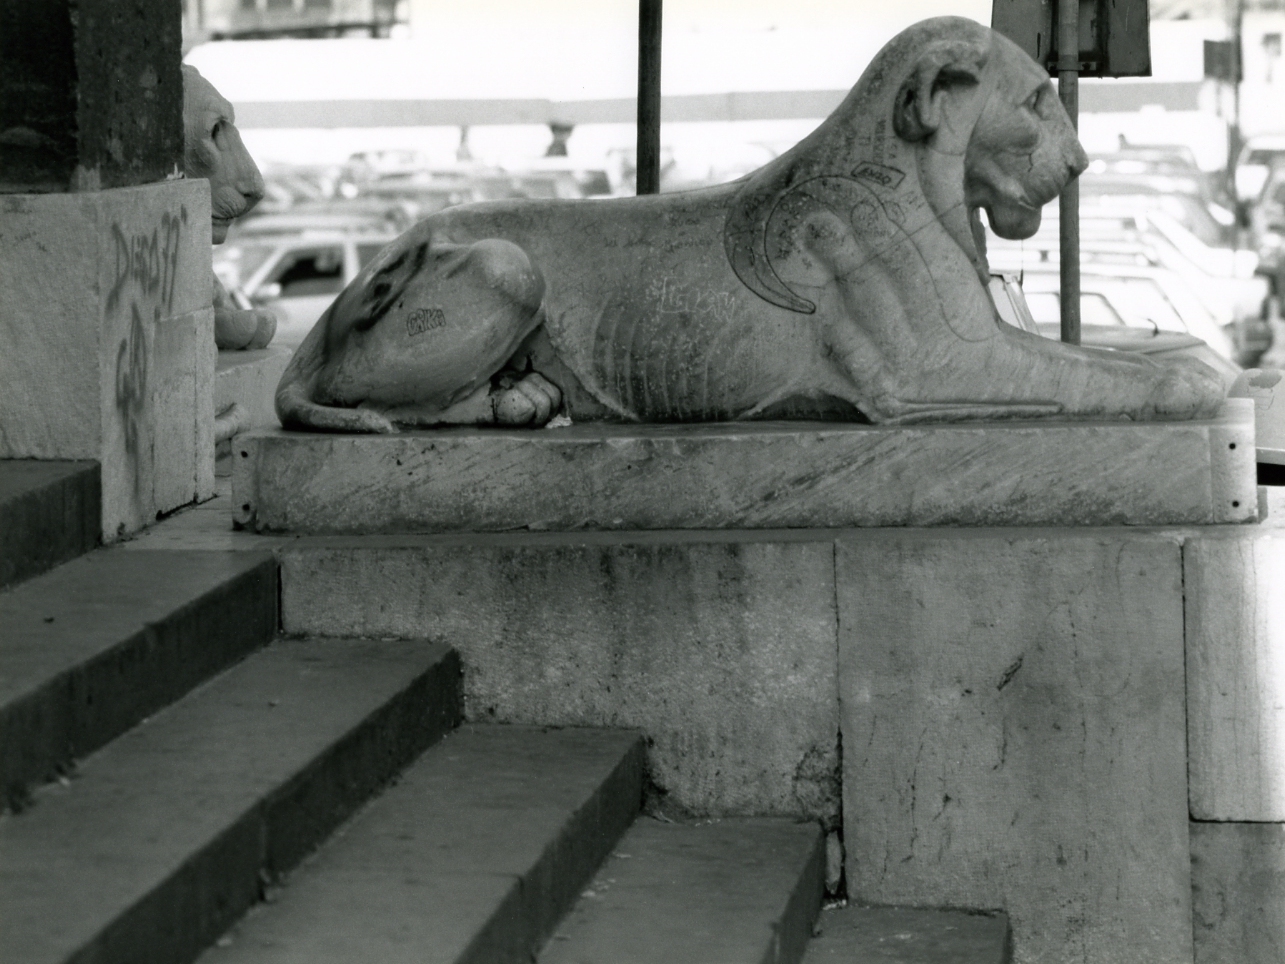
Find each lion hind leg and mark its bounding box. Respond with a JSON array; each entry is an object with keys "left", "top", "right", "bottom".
[
  {"left": 276, "top": 376, "right": 397, "bottom": 433},
  {"left": 367, "top": 372, "right": 564, "bottom": 429}
]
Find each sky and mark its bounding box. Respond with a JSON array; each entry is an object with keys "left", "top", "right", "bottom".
[{"left": 184, "top": 0, "right": 1026, "bottom": 167}]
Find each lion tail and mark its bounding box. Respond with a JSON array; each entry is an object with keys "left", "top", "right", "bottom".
[{"left": 274, "top": 313, "right": 396, "bottom": 434}]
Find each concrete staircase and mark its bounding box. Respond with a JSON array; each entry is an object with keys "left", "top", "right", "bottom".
[{"left": 1, "top": 459, "right": 1009, "bottom": 964}]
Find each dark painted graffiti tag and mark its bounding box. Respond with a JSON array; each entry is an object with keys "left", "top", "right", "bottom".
[
  {"left": 115, "top": 305, "right": 150, "bottom": 456},
  {"left": 107, "top": 206, "right": 188, "bottom": 314},
  {"left": 109, "top": 206, "right": 185, "bottom": 461}
]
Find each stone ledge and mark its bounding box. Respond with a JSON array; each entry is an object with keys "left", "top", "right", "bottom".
[{"left": 234, "top": 400, "right": 1257, "bottom": 534}]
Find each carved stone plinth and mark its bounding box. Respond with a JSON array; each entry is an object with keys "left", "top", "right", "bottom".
[
  {"left": 0, "top": 181, "right": 214, "bottom": 538},
  {"left": 233, "top": 401, "right": 1256, "bottom": 535}
]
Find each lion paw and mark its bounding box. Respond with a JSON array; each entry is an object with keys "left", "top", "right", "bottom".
[
  {"left": 492, "top": 372, "right": 562, "bottom": 426},
  {"left": 215, "top": 306, "right": 276, "bottom": 351}
]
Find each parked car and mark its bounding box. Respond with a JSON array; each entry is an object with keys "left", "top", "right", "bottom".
[
  {"left": 1234, "top": 134, "right": 1285, "bottom": 203},
  {"left": 990, "top": 273, "right": 1241, "bottom": 389},
  {"left": 1007, "top": 263, "right": 1237, "bottom": 361},
  {"left": 230, "top": 198, "right": 415, "bottom": 239},
  {"left": 214, "top": 231, "right": 398, "bottom": 348},
  {"left": 989, "top": 207, "right": 1265, "bottom": 333}
]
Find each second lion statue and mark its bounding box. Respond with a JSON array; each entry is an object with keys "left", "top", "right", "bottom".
[{"left": 276, "top": 17, "right": 1226, "bottom": 433}]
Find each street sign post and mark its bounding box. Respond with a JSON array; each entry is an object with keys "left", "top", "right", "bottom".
[
  {"left": 992, "top": 0, "right": 1151, "bottom": 344},
  {"left": 637, "top": 0, "right": 663, "bottom": 195}
]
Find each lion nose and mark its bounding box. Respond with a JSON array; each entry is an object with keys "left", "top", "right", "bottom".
[
  {"left": 239, "top": 165, "right": 265, "bottom": 207},
  {"left": 1067, "top": 141, "right": 1089, "bottom": 179}
]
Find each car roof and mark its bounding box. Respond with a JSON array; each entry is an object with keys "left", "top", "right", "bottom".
[
  {"left": 222, "top": 230, "right": 397, "bottom": 248},
  {"left": 1246, "top": 134, "right": 1285, "bottom": 150}
]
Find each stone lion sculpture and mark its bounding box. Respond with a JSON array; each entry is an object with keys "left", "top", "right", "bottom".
[
  {"left": 276, "top": 17, "right": 1225, "bottom": 432},
  {"left": 182, "top": 64, "right": 276, "bottom": 351}
]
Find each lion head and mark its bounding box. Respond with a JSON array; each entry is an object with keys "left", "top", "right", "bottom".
[
  {"left": 182, "top": 65, "right": 264, "bottom": 244},
  {"left": 726, "top": 18, "right": 1088, "bottom": 311},
  {"left": 913, "top": 30, "right": 1088, "bottom": 241}
]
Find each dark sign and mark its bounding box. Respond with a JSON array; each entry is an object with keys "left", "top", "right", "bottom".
[
  {"left": 1203, "top": 39, "right": 1241, "bottom": 82},
  {"left": 991, "top": 0, "right": 1151, "bottom": 78}
]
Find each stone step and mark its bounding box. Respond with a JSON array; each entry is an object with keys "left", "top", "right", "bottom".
[
  {"left": 197, "top": 725, "right": 644, "bottom": 964},
  {"left": 233, "top": 401, "right": 1257, "bottom": 534},
  {"left": 801, "top": 905, "right": 1011, "bottom": 963},
  {"left": 1, "top": 636, "right": 462, "bottom": 964},
  {"left": 537, "top": 816, "right": 825, "bottom": 964},
  {"left": 0, "top": 459, "right": 100, "bottom": 589},
  {"left": 0, "top": 550, "right": 277, "bottom": 809}
]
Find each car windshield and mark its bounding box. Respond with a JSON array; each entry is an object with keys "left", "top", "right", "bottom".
[
  {"left": 1091, "top": 277, "right": 1186, "bottom": 332},
  {"left": 212, "top": 241, "right": 277, "bottom": 290},
  {"left": 1023, "top": 292, "right": 1125, "bottom": 327}
]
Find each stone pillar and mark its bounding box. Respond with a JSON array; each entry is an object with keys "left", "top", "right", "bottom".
[{"left": 0, "top": 0, "right": 214, "bottom": 539}]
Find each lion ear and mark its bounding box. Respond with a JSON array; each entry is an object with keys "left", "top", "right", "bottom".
[{"left": 893, "top": 38, "right": 988, "bottom": 142}]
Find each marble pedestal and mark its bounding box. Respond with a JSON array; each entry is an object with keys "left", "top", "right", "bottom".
[
  {"left": 235, "top": 406, "right": 1265, "bottom": 963},
  {"left": 0, "top": 182, "right": 215, "bottom": 538},
  {"left": 233, "top": 401, "right": 1256, "bottom": 534}
]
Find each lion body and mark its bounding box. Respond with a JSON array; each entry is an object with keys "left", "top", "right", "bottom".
[{"left": 277, "top": 17, "right": 1225, "bottom": 433}]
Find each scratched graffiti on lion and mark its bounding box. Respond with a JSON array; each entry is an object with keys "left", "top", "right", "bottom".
[{"left": 651, "top": 277, "right": 737, "bottom": 327}]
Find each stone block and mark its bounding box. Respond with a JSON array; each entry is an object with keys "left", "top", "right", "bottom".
[
  {"left": 233, "top": 402, "right": 1256, "bottom": 534},
  {"left": 215, "top": 347, "right": 292, "bottom": 476},
  {"left": 0, "top": 181, "right": 214, "bottom": 538},
  {"left": 216, "top": 346, "right": 291, "bottom": 430},
  {"left": 838, "top": 531, "right": 1191, "bottom": 964},
  {"left": 278, "top": 534, "right": 839, "bottom": 821},
  {"left": 1185, "top": 530, "right": 1285, "bottom": 820},
  {"left": 1191, "top": 821, "right": 1285, "bottom": 964}
]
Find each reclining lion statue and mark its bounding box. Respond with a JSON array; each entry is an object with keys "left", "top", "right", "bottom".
[
  {"left": 276, "top": 17, "right": 1225, "bottom": 432},
  {"left": 182, "top": 64, "right": 277, "bottom": 351}
]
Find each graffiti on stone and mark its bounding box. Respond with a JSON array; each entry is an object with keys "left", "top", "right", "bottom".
[
  {"left": 107, "top": 207, "right": 188, "bottom": 315},
  {"left": 109, "top": 207, "right": 186, "bottom": 460}
]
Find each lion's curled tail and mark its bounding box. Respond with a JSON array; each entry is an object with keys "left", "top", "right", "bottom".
[{"left": 274, "top": 310, "right": 396, "bottom": 434}]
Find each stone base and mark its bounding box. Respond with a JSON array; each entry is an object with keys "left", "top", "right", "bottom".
[
  {"left": 215, "top": 346, "right": 291, "bottom": 476},
  {"left": 278, "top": 532, "right": 841, "bottom": 825},
  {"left": 234, "top": 401, "right": 1256, "bottom": 534},
  {"left": 0, "top": 182, "right": 215, "bottom": 539},
  {"left": 1192, "top": 822, "right": 1285, "bottom": 964},
  {"left": 274, "top": 520, "right": 1207, "bottom": 962},
  {"left": 1186, "top": 527, "right": 1285, "bottom": 820},
  {"left": 839, "top": 530, "right": 1192, "bottom": 964},
  {"left": 215, "top": 347, "right": 291, "bottom": 430}
]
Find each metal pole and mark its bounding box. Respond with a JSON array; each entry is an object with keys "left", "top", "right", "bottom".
[
  {"left": 636, "top": 0, "right": 662, "bottom": 195},
  {"left": 1058, "top": 0, "right": 1080, "bottom": 345}
]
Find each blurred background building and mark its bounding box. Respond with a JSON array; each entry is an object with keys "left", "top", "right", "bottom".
[{"left": 177, "top": 0, "right": 1285, "bottom": 368}]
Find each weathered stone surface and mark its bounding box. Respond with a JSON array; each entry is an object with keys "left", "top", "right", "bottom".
[
  {"left": 217, "top": 347, "right": 291, "bottom": 430},
  {"left": 540, "top": 818, "right": 824, "bottom": 964},
  {"left": 235, "top": 402, "right": 1256, "bottom": 534},
  {"left": 0, "top": 180, "right": 214, "bottom": 537},
  {"left": 803, "top": 906, "right": 1011, "bottom": 964},
  {"left": 1, "top": 638, "right": 461, "bottom": 964},
  {"left": 838, "top": 531, "right": 1191, "bottom": 964},
  {"left": 0, "top": 0, "right": 183, "bottom": 193},
  {"left": 0, "top": 460, "right": 99, "bottom": 589},
  {"left": 215, "top": 347, "right": 291, "bottom": 475},
  {"left": 0, "top": 550, "right": 276, "bottom": 804},
  {"left": 196, "top": 726, "right": 642, "bottom": 964},
  {"left": 1186, "top": 530, "right": 1285, "bottom": 820},
  {"left": 1191, "top": 821, "right": 1285, "bottom": 964},
  {"left": 278, "top": 535, "right": 839, "bottom": 821}
]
